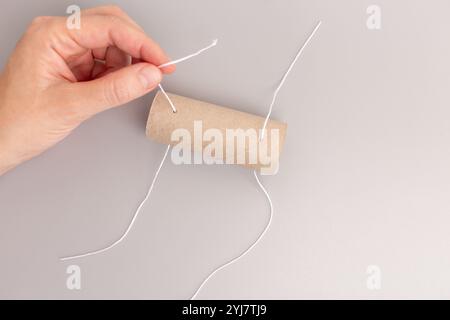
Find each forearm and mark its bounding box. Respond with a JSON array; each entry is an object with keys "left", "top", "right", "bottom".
[
  {"left": 0, "top": 159, "right": 15, "bottom": 176},
  {"left": 0, "top": 88, "right": 12, "bottom": 175},
  {"left": 0, "top": 83, "right": 21, "bottom": 176},
  {"left": 0, "top": 122, "right": 21, "bottom": 175},
  {"left": 0, "top": 117, "right": 42, "bottom": 176}
]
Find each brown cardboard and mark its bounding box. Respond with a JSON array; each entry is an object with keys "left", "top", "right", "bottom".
[{"left": 146, "top": 91, "right": 287, "bottom": 172}]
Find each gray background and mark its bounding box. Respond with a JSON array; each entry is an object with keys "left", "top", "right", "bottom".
[{"left": 1, "top": 0, "right": 450, "bottom": 299}]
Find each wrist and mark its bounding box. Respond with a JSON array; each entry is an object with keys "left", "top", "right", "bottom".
[
  {"left": 0, "top": 138, "right": 16, "bottom": 176},
  {"left": 0, "top": 126, "right": 21, "bottom": 176}
]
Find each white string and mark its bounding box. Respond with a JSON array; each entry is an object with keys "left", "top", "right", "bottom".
[
  {"left": 158, "top": 84, "right": 177, "bottom": 113},
  {"left": 190, "top": 171, "right": 273, "bottom": 300},
  {"left": 158, "top": 39, "right": 218, "bottom": 68},
  {"left": 59, "top": 22, "right": 321, "bottom": 299},
  {"left": 60, "top": 145, "right": 171, "bottom": 261},
  {"left": 157, "top": 39, "right": 219, "bottom": 113},
  {"left": 260, "top": 21, "right": 322, "bottom": 140},
  {"left": 190, "top": 21, "right": 322, "bottom": 299},
  {"left": 60, "top": 40, "right": 218, "bottom": 261}
]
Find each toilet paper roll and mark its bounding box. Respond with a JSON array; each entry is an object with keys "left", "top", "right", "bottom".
[{"left": 146, "top": 91, "right": 287, "bottom": 174}]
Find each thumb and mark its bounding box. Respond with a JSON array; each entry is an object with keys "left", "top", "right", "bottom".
[{"left": 64, "top": 63, "right": 162, "bottom": 116}]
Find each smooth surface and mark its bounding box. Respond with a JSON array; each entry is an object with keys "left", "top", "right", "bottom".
[
  {"left": 1, "top": 0, "right": 450, "bottom": 299},
  {"left": 146, "top": 91, "right": 287, "bottom": 170}
]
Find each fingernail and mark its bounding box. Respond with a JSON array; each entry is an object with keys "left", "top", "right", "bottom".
[{"left": 138, "top": 66, "right": 161, "bottom": 89}]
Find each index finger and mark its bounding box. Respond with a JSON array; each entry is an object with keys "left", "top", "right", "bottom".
[{"left": 61, "top": 14, "right": 175, "bottom": 73}]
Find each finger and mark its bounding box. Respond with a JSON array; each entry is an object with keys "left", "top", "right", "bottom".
[
  {"left": 92, "top": 47, "right": 131, "bottom": 79},
  {"left": 91, "top": 60, "right": 107, "bottom": 78},
  {"left": 131, "top": 57, "right": 144, "bottom": 65},
  {"left": 81, "top": 6, "right": 175, "bottom": 73},
  {"left": 60, "top": 63, "right": 162, "bottom": 116},
  {"left": 105, "top": 46, "right": 130, "bottom": 69},
  {"left": 92, "top": 47, "right": 107, "bottom": 60},
  {"left": 67, "top": 49, "right": 95, "bottom": 81},
  {"left": 63, "top": 13, "right": 175, "bottom": 73},
  {"left": 81, "top": 5, "right": 145, "bottom": 32}
]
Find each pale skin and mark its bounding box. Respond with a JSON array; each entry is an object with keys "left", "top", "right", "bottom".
[{"left": 0, "top": 6, "right": 175, "bottom": 176}]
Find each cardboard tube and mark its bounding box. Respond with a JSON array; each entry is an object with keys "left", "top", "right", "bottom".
[{"left": 146, "top": 91, "right": 287, "bottom": 174}]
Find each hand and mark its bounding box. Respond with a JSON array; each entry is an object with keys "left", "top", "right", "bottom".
[{"left": 0, "top": 5, "right": 175, "bottom": 175}]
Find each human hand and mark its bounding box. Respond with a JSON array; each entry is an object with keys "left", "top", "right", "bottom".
[{"left": 0, "top": 5, "right": 175, "bottom": 175}]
